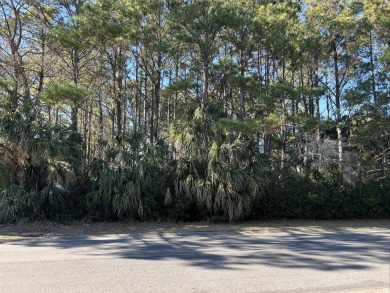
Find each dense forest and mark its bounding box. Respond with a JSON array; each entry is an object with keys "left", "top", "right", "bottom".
[{"left": 0, "top": 0, "right": 389, "bottom": 223}]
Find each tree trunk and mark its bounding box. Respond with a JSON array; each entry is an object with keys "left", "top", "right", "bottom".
[
  {"left": 333, "top": 41, "right": 343, "bottom": 167},
  {"left": 201, "top": 58, "right": 209, "bottom": 113},
  {"left": 238, "top": 59, "right": 245, "bottom": 121},
  {"left": 153, "top": 52, "right": 162, "bottom": 142},
  {"left": 369, "top": 31, "right": 377, "bottom": 104},
  {"left": 71, "top": 48, "right": 80, "bottom": 132},
  {"left": 98, "top": 98, "right": 104, "bottom": 159}
]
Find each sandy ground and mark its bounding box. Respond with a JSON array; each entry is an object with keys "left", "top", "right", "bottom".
[{"left": 0, "top": 219, "right": 389, "bottom": 237}]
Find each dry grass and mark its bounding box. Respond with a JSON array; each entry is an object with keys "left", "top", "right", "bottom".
[
  {"left": 338, "top": 289, "right": 390, "bottom": 293},
  {"left": 0, "top": 219, "right": 389, "bottom": 238}
]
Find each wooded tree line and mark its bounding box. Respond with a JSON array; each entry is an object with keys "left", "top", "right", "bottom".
[{"left": 0, "top": 0, "right": 389, "bottom": 222}]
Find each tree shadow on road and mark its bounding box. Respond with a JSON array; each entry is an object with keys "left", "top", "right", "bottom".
[{"left": 5, "top": 229, "right": 390, "bottom": 270}]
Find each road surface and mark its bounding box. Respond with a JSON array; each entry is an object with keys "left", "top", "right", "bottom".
[{"left": 1, "top": 229, "right": 389, "bottom": 292}]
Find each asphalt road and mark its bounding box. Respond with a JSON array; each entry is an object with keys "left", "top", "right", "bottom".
[{"left": 1, "top": 229, "right": 389, "bottom": 293}]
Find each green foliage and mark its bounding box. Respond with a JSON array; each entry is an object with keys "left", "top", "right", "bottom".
[
  {"left": 87, "top": 133, "right": 146, "bottom": 219},
  {"left": 86, "top": 132, "right": 172, "bottom": 221},
  {"left": 171, "top": 111, "right": 270, "bottom": 222},
  {"left": 1, "top": 0, "right": 389, "bottom": 224},
  {"left": 38, "top": 83, "right": 89, "bottom": 105},
  {"left": 215, "top": 118, "right": 261, "bottom": 134},
  {"left": 262, "top": 167, "right": 390, "bottom": 220},
  {"left": 0, "top": 107, "right": 82, "bottom": 222}
]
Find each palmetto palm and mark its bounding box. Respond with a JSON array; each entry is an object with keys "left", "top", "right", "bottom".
[
  {"left": 0, "top": 109, "right": 78, "bottom": 221},
  {"left": 172, "top": 109, "right": 269, "bottom": 221},
  {"left": 87, "top": 131, "right": 153, "bottom": 219}
]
